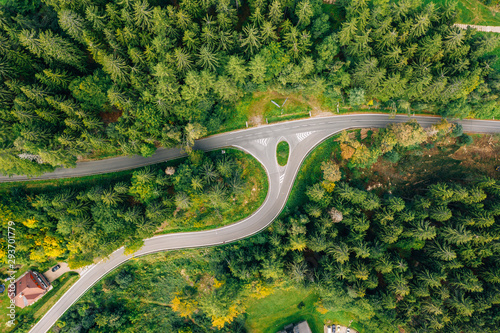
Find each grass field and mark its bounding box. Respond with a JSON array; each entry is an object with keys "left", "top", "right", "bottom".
[
  {"left": 425, "top": 0, "right": 500, "bottom": 25},
  {"left": 277, "top": 141, "right": 290, "bottom": 166},
  {"left": 245, "top": 287, "right": 365, "bottom": 333}
]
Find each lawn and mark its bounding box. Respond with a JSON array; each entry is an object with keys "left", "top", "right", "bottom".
[
  {"left": 0, "top": 272, "right": 79, "bottom": 333},
  {"left": 245, "top": 287, "right": 365, "bottom": 333},
  {"left": 425, "top": 0, "right": 500, "bottom": 26},
  {"left": 277, "top": 141, "right": 290, "bottom": 166}
]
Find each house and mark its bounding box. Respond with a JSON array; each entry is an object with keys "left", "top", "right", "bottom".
[
  {"left": 8, "top": 270, "right": 51, "bottom": 308},
  {"left": 278, "top": 321, "right": 313, "bottom": 333}
]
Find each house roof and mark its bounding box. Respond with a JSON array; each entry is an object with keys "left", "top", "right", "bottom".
[
  {"left": 9, "top": 271, "right": 50, "bottom": 308},
  {"left": 293, "top": 321, "right": 312, "bottom": 333},
  {"left": 279, "top": 321, "right": 313, "bottom": 333}
]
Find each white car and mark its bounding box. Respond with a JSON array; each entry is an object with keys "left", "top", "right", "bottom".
[
  {"left": 347, "top": 329, "right": 351, "bottom": 333},
  {"left": 327, "top": 326, "right": 332, "bottom": 333}
]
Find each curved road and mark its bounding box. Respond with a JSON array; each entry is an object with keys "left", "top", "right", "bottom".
[{"left": 20, "top": 114, "right": 500, "bottom": 333}]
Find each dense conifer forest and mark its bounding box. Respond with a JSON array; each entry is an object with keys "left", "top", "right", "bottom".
[
  {"left": 51, "top": 122, "right": 500, "bottom": 333},
  {"left": 2, "top": 0, "right": 500, "bottom": 332},
  {"left": 0, "top": 149, "right": 266, "bottom": 269},
  {"left": 0, "top": 0, "right": 499, "bottom": 175}
]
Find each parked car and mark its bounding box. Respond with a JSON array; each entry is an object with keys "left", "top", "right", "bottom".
[
  {"left": 51, "top": 264, "right": 60, "bottom": 272},
  {"left": 327, "top": 326, "right": 332, "bottom": 333},
  {"left": 337, "top": 325, "right": 341, "bottom": 333},
  {"left": 346, "top": 329, "right": 350, "bottom": 333}
]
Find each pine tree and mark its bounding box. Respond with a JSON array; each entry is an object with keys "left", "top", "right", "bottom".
[
  {"left": 58, "top": 9, "right": 87, "bottom": 43},
  {"left": 197, "top": 45, "right": 219, "bottom": 71},
  {"left": 241, "top": 25, "right": 261, "bottom": 55}
]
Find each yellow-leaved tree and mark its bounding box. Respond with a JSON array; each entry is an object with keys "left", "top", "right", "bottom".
[
  {"left": 22, "top": 217, "right": 38, "bottom": 228},
  {"left": 171, "top": 294, "right": 199, "bottom": 318}
]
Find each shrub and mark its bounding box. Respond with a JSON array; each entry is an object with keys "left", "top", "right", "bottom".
[
  {"left": 451, "top": 124, "right": 464, "bottom": 138},
  {"left": 459, "top": 134, "right": 474, "bottom": 146},
  {"left": 383, "top": 151, "right": 400, "bottom": 163},
  {"left": 349, "top": 88, "right": 366, "bottom": 107}
]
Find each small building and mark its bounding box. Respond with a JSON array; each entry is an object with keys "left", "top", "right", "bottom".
[
  {"left": 278, "top": 321, "right": 313, "bottom": 333},
  {"left": 9, "top": 270, "right": 51, "bottom": 308}
]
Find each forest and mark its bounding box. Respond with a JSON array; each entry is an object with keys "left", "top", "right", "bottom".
[
  {"left": 0, "top": 0, "right": 499, "bottom": 176},
  {"left": 0, "top": 149, "right": 266, "bottom": 269},
  {"left": 3, "top": 0, "right": 500, "bottom": 331},
  {"left": 47, "top": 121, "right": 500, "bottom": 333}
]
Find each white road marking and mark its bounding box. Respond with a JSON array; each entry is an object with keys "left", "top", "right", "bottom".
[
  {"left": 296, "top": 131, "right": 315, "bottom": 142},
  {"left": 279, "top": 174, "right": 285, "bottom": 184},
  {"left": 255, "top": 138, "right": 270, "bottom": 146}
]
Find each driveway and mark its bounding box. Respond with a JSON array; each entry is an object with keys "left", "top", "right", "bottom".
[{"left": 42, "top": 263, "right": 77, "bottom": 283}]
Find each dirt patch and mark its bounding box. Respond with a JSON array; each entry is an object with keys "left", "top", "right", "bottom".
[
  {"left": 450, "top": 134, "right": 500, "bottom": 177},
  {"left": 249, "top": 114, "right": 264, "bottom": 126},
  {"left": 360, "top": 129, "right": 370, "bottom": 140},
  {"left": 359, "top": 133, "right": 500, "bottom": 196},
  {"left": 100, "top": 107, "right": 122, "bottom": 124}
]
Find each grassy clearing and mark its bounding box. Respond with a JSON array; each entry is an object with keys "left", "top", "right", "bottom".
[
  {"left": 277, "top": 141, "right": 290, "bottom": 166},
  {"left": 0, "top": 272, "right": 79, "bottom": 333},
  {"left": 218, "top": 91, "right": 315, "bottom": 128},
  {"left": 264, "top": 97, "right": 311, "bottom": 118},
  {"left": 268, "top": 112, "right": 310, "bottom": 123},
  {"left": 424, "top": 0, "right": 500, "bottom": 25},
  {"left": 158, "top": 149, "right": 268, "bottom": 234},
  {"left": 77, "top": 148, "right": 124, "bottom": 161},
  {"left": 210, "top": 95, "right": 255, "bottom": 135},
  {"left": 245, "top": 287, "right": 365, "bottom": 333}
]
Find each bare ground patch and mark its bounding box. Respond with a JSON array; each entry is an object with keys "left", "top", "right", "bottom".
[{"left": 360, "top": 133, "right": 500, "bottom": 196}]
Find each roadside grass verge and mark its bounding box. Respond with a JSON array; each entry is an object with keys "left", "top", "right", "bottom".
[
  {"left": 268, "top": 112, "right": 310, "bottom": 123},
  {"left": 277, "top": 141, "right": 290, "bottom": 166},
  {"left": 32, "top": 273, "right": 79, "bottom": 318},
  {"left": 0, "top": 272, "right": 79, "bottom": 333},
  {"left": 244, "top": 286, "right": 365, "bottom": 333}
]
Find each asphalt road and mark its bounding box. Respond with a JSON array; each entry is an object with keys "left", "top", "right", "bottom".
[{"left": 24, "top": 114, "right": 500, "bottom": 333}]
